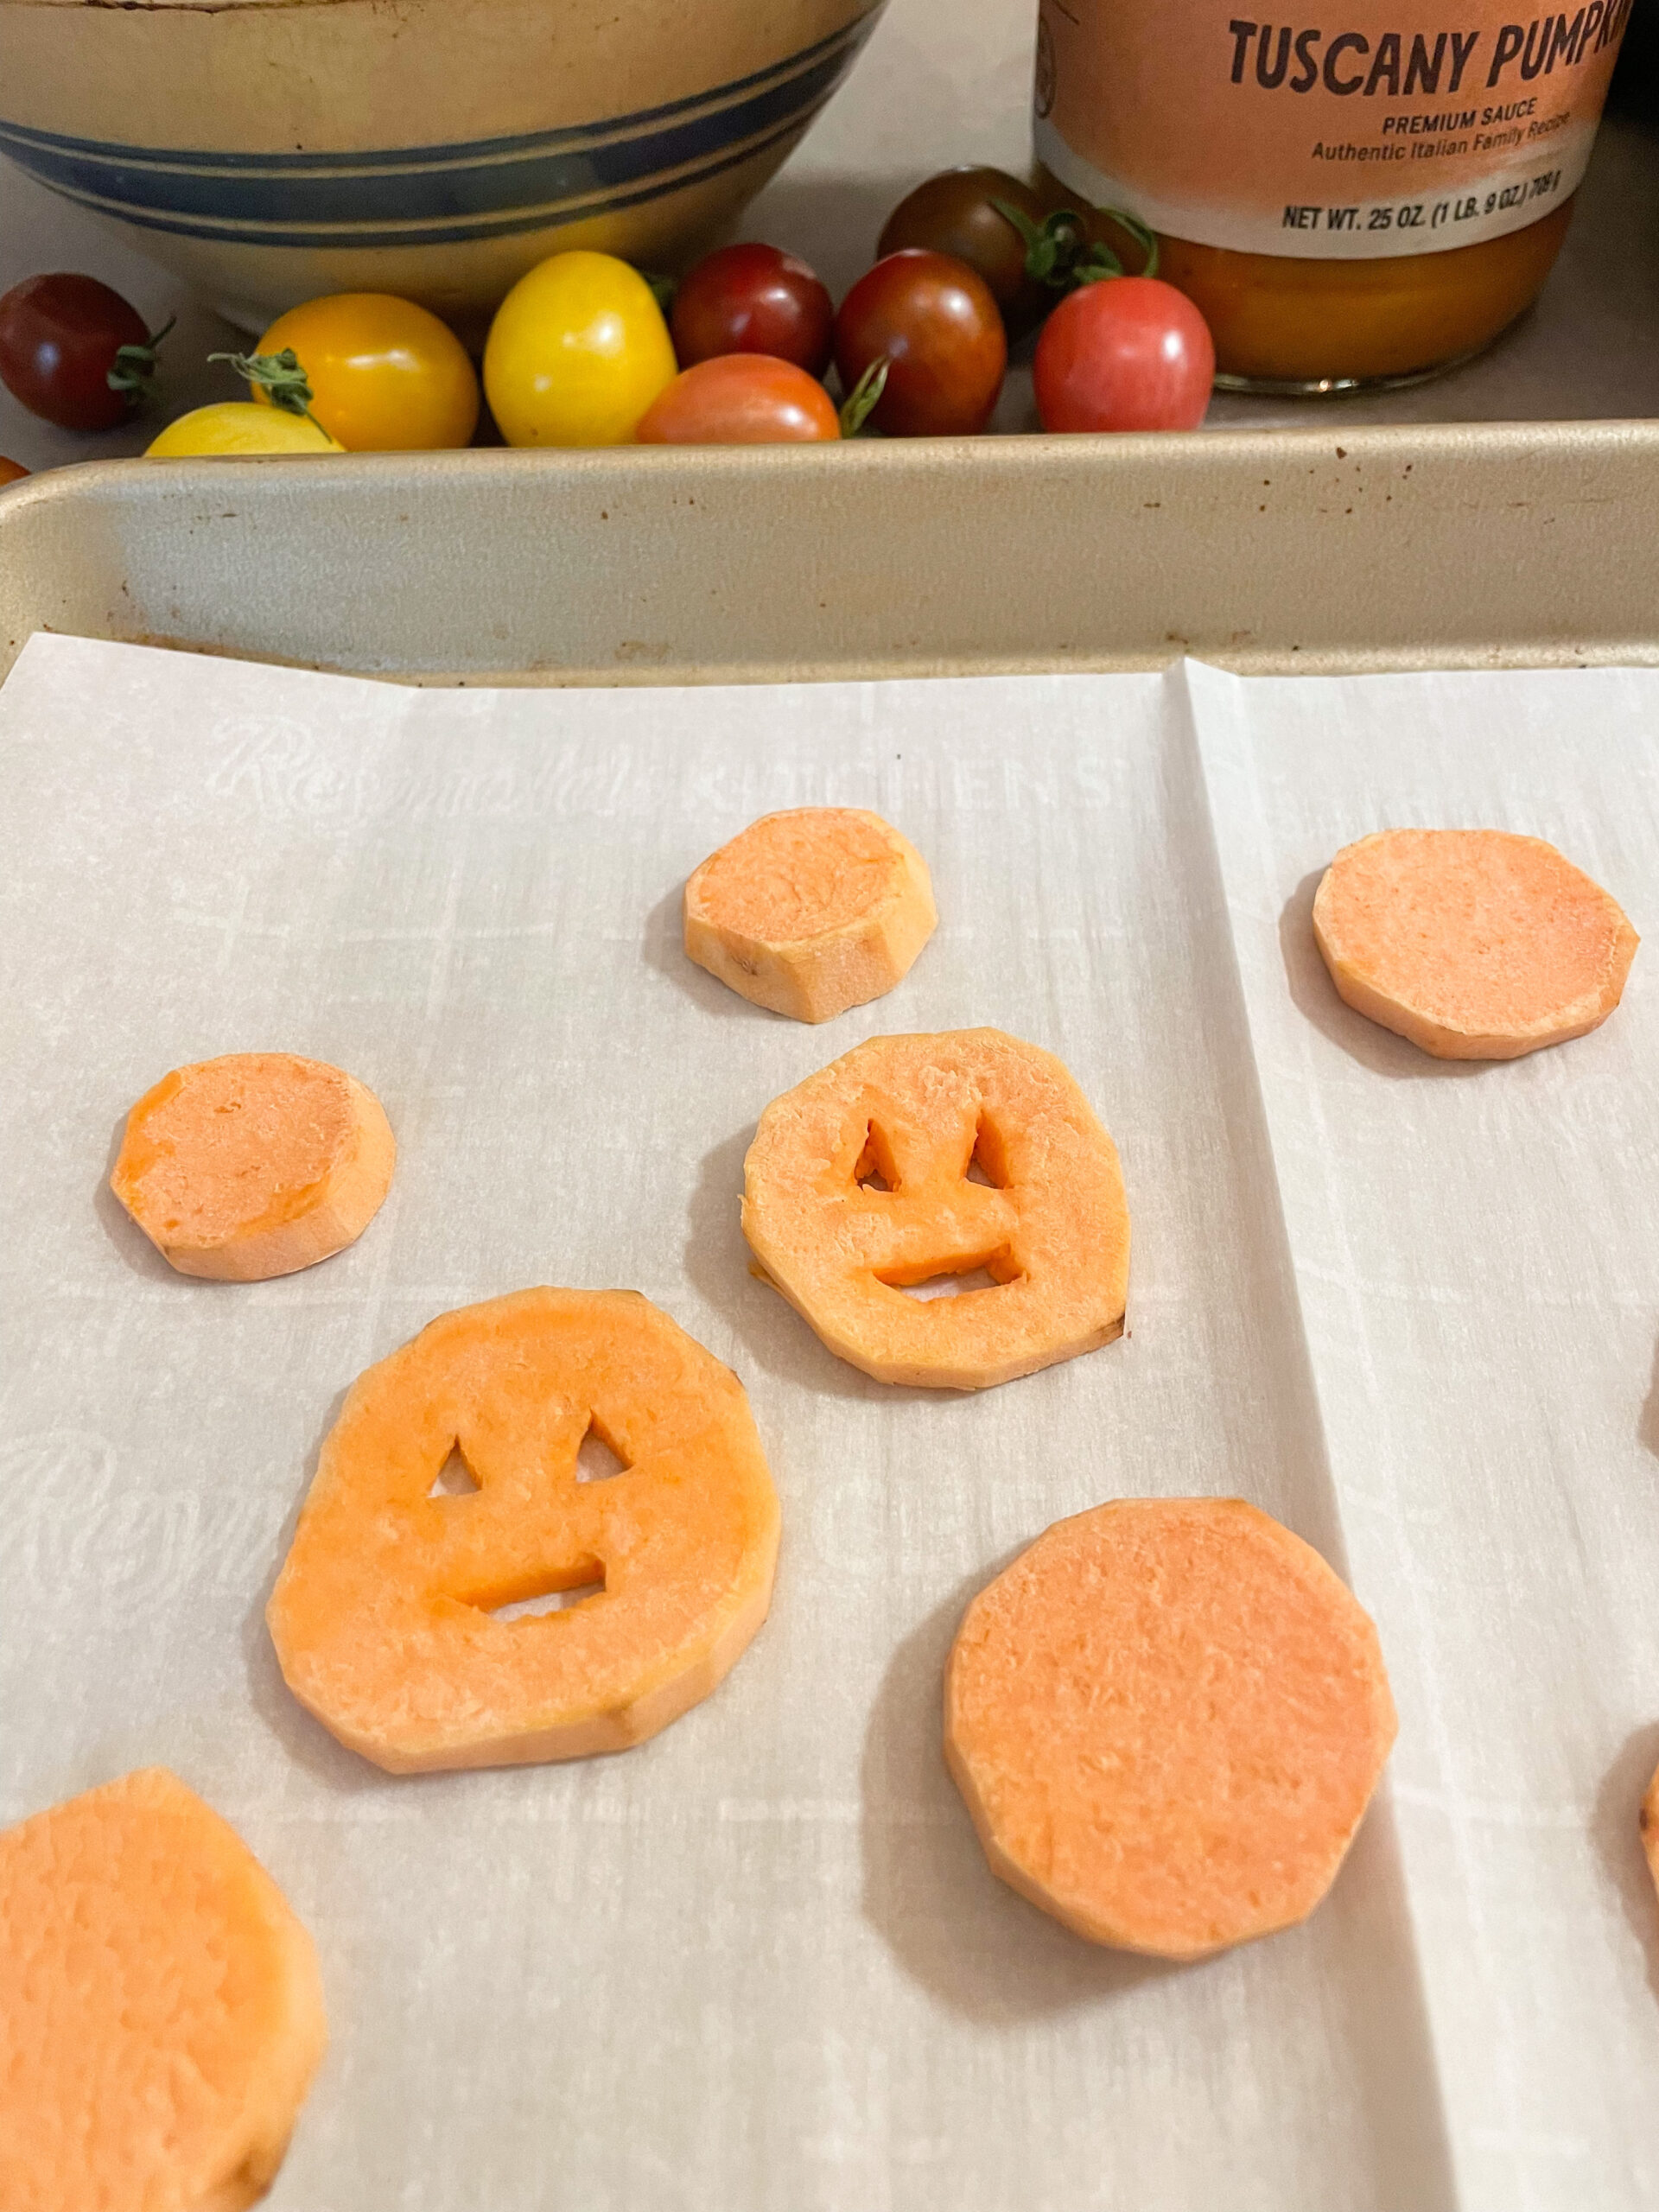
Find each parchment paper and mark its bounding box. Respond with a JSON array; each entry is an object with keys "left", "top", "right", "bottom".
[
  {"left": 0, "top": 632, "right": 1654, "bottom": 2210},
  {"left": 1188, "top": 659, "right": 1659, "bottom": 2211}
]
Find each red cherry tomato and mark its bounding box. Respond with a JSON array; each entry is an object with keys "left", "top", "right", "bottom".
[
  {"left": 671, "top": 244, "right": 834, "bottom": 376},
  {"left": 635, "top": 353, "right": 840, "bottom": 444},
  {"left": 1033, "top": 276, "right": 1214, "bottom": 433},
  {"left": 0, "top": 273, "right": 164, "bottom": 431},
  {"left": 833, "top": 250, "right": 1006, "bottom": 438},
  {"left": 0, "top": 457, "right": 28, "bottom": 486},
  {"left": 877, "top": 168, "right": 1052, "bottom": 337}
]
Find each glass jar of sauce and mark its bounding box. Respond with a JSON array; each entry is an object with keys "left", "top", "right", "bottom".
[{"left": 1033, "top": 1, "right": 1633, "bottom": 391}]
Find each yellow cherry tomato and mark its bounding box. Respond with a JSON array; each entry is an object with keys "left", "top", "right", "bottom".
[
  {"left": 146, "top": 404, "right": 342, "bottom": 456},
  {"left": 483, "top": 251, "right": 677, "bottom": 448},
  {"left": 252, "top": 293, "right": 479, "bottom": 451}
]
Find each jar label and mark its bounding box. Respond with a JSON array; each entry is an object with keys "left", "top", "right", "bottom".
[{"left": 1035, "top": 0, "right": 1630, "bottom": 257}]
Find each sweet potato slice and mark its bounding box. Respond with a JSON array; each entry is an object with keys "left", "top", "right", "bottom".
[
  {"left": 111, "top": 1052, "right": 395, "bottom": 1280},
  {"left": 1643, "top": 1758, "right": 1659, "bottom": 1909},
  {"left": 741, "top": 1027, "right": 1128, "bottom": 1389},
  {"left": 1313, "top": 828, "right": 1637, "bottom": 1060},
  {"left": 944, "top": 1498, "right": 1397, "bottom": 1959},
  {"left": 267, "top": 1287, "right": 780, "bottom": 1773},
  {"left": 683, "top": 806, "right": 937, "bottom": 1022},
  {"left": 0, "top": 1767, "right": 326, "bottom": 2212}
]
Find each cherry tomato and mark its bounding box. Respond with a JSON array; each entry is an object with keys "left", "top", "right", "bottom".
[
  {"left": 636, "top": 354, "right": 839, "bottom": 444},
  {"left": 1033, "top": 277, "right": 1215, "bottom": 433},
  {"left": 877, "top": 168, "right": 1052, "bottom": 337},
  {"left": 833, "top": 251, "right": 1006, "bottom": 438},
  {"left": 251, "top": 293, "right": 478, "bottom": 450},
  {"left": 0, "top": 273, "right": 167, "bottom": 432},
  {"left": 484, "top": 251, "right": 677, "bottom": 448},
  {"left": 0, "top": 457, "right": 28, "bottom": 486},
  {"left": 145, "top": 404, "right": 342, "bottom": 457},
  {"left": 671, "top": 243, "right": 834, "bottom": 376}
]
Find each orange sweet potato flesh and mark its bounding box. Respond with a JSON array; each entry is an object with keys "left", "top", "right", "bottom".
[
  {"left": 944, "top": 1498, "right": 1397, "bottom": 1959},
  {"left": 1313, "top": 829, "right": 1638, "bottom": 1060},
  {"left": 741, "top": 1028, "right": 1129, "bottom": 1389},
  {"left": 268, "top": 1287, "right": 780, "bottom": 1773},
  {"left": 1643, "top": 1759, "right": 1659, "bottom": 1910},
  {"left": 111, "top": 1052, "right": 396, "bottom": 1280},
  {"left": 684, "top": 807, "right": 937, "bottom": 1022},
  {"left": 0, "top": 1766, "right": 327, "bottom": 2212}
]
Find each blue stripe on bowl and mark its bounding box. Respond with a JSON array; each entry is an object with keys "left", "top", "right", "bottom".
[
  {"left": 0, "top": 15, "right": 871, "bottom": 174},
  {"left": 17, "top": 106, "right": 838, "bottom": 250},
  {"left": 0, "top": 16, "right": 874, "bottom": 246}
]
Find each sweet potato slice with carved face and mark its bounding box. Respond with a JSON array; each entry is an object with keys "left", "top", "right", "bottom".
[
  {"left": 267, "top": 1288, "right": 780, "bottom": 1773},
  {"left": 0, "top": 1767, "right": 326, "bottom": 2212},
  {"left": 944, "top": 1499, "right": 1397, "bottom": 1960},
  {"left": 111, "top": 1052, "right": 395, "bottom": 1280},
  {"left": 1313, "top": 829, "right": 1637, "bottom": 1060},
  {"left": 1643, "top": 1758, "right": 1659, "bottom": 1910},
  {"left": 741, "top": 1028, "right": 1128, "bottom": 1390},
  {"left": 683, "top": 807, "right": 937, "bottom": 1022}
]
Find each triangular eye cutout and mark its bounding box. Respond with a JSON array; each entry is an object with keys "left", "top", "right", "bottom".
[
  {"left": 428, "top": 1443, "right": 481, "bottom": 1498},
  {"left": 855, "top": 1121, "right": 898, "bottom": 1192},
  {"left": 966, "top": 1116, "right": 1009, "bottom": 1189},
  {"left": 575, "top": 1420, "right": 629, "bottom": 1484}
]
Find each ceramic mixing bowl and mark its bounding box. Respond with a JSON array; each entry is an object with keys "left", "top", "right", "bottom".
[{"left": 0, "top": 0, "right": 883, "bottom": 330}]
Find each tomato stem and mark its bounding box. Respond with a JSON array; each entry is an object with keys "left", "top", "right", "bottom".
[
  {"left": 210, "top": 347, "right": 330, "bottom": 435},
  {"left": 992, "top": 200, "right": 1160, "bottom": 289},
  {"left": 839, "top": 355, "right": 890, "bottom": 437},
  {"left": 106, "top": 314, "right": 176, "bottom": 406},
  {"left": 643, "top": 271, "right": 677, "bottom": 317}
]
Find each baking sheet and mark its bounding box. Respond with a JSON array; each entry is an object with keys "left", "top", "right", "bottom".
[{"left": 0, "top": 632, "right": 1654, "bottom": 2210}]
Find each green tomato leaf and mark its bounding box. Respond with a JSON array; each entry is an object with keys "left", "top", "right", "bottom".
[
  {"left": 839, "top": 355, "right": 890, "bottom": 438},
  {"left": 208, "top": 346, "right": 331, "bottom": 435},
  {"left": 105, "top": 313, "right": 176, "bottom": 404}
]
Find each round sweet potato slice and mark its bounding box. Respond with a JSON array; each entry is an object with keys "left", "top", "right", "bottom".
[
  {"left": 944, "top": 1498, "right": 1397, "bottom": 1959},
  {"left": 1313, "top": 828, "right": 1638, "bottom": 1060},
  {"left": 0, "top": 1766, "right": 326, "bottom": 2212},
  {"left": 1643, "top": 1758, "right": 1659, "bottom": 1910},
  {"left": 683, "top": 806, "right": 937, "bottom": 1023},
  {"left": 741, "top": 1027, "right": 1129, "bottom": 1390},
  {"left": 111, "top": 1052, "right": 396, "bottom": 1280},
  {"left": 267, "top": 1288, "right": 781, "bottom": 1773}
]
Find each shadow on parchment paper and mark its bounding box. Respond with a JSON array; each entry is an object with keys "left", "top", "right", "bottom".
[
  {"left": 862, "top": 1586, "right": 1461, "bottom": 2202},
  {"left": 1593, "top": 1720, "right": 1659, "bottom": 2009},
  {"left": 684, "top": 1125, "right": 938, "bottom": 1407},
  {"left": 95, "top": 1109, "right": 182, "bottom": 1281},
  {"left": 240, "top": 1381, "right": 391, "bottom": 1797},
  {"left": 643, "top": 881, "right": 780, "bottom": 1020},
  {"left": 859, "top": 1575, "right": 1177, "bottom": 2024},
  {"left": 1280, "top": 871, "right": 1484, "bottom": 1081},
  {"left": 1639, "top": 1332, "right": 1659, "bottom": 1463}
]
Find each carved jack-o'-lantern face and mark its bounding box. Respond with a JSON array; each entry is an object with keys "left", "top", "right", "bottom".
[
  {"left": 266, "top": 1288, "right": 779, "bottom": 1773},
  {"left": 741, "top": 1028, "right": 1130, "bottom": 1390}
]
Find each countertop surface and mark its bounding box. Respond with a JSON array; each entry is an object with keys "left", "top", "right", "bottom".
[{"left": 2, "top": 0, "right": 1657, "bottom": 470}]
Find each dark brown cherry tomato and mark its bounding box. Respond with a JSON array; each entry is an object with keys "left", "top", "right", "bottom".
[
  {"left": 671, "top": 244, "right": 834, "bottom": 376},
  {"left": 877, "top": 168, "right": 1052, "bottom": 337},
  {"left": 0, "top": 274, "right": 167, "bottom": 431},
  {"left": 1033, "top": 276, "right": 1215, "bottom": 433},
  {"left": 833, "top": 251, "right": 1006, "bottom": 438},
  {"left": 0, "top": 456, "right": 28, "bottom": 486},
  {"left": 636, "top": 354, "right": 840, "bottom": 443}
]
